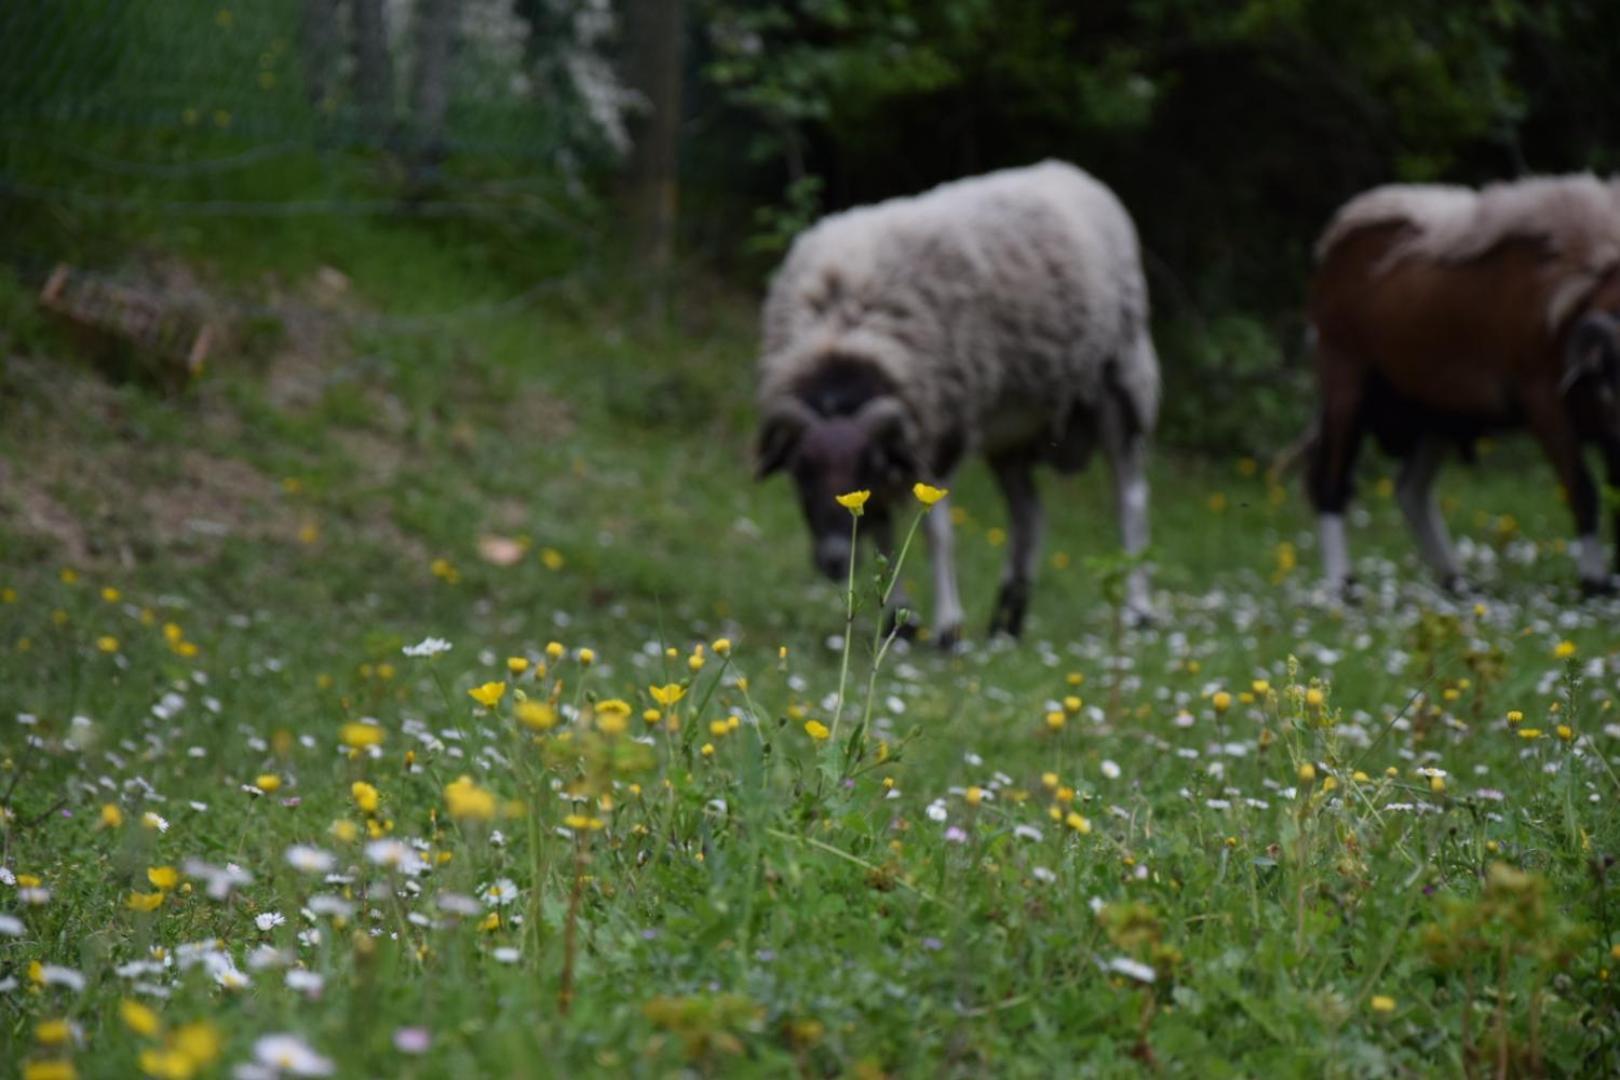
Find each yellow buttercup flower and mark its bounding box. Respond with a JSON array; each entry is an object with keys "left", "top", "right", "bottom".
[
  {"left": 36, "top": 1018, "right": 72, "bottom": 1046},
  {"left": 340, "top": 723, "right": 384, "bottom": 749},
  {"left": 1369, "top": 995, "right": 1396, "bottom": 1014},
  {"left": 516, "top": 700, "right": 558, "bottom": 731},
  {"left": 23, "top": 1062, "right": 76, "bottom": 1080},
  {"left": 147, "top": 866, "right": 179, "bottom": 890},
  {"left": 835, "top": 490, "right": 870, "bottom": 515},
  {"left": 804, "top": 720, "right": 830, "bottom": 741},
  {"left": 563, "top": 814, "right": 605, "bottom": 831},
  {"left": 120, "top": 998, "right": 161, "bottom": 1036},
  {"left": 126, "top": 891, "right": 165, "bottom": 912},
  {"left": 506, "top": 656, "right": 530, "bottom": 674},
  {"left": 1554, "top": 639, "right": 1577, "bottom": 660},
  {"left": 468, "top": 682, "right": 507, "bottom": 708},
  {"left": 100, "top": 803, "right": 124, "bottom": 828},
  {"left": 595, "top": 698, "right": 631, "bottom": 735},
  {"left": 445, "top": 775, "right": 497, "bottom": 822},
  {"left": 912, "top": 482, "right": 948, "bottom": 506},
  {"left": 649, "top": 683, "right": 686, "bottom": 707},
  {"left": 352, "top": 781, "right": 380, "bottom": 814},
  {"left": 255, "top": 773, "right": 282, "bottom": 793}
]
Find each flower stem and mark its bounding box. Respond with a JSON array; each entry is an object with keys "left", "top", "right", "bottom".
[{"left": 828, "top": 514, "right": 860, "bottom": 750}]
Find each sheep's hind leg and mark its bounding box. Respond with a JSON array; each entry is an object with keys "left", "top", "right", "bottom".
[
  {"left": 922, "top": 497, "right": 965, "bottom": 649},
  {"left": 988, "top": 455, "right": 1042, "bottom": 638},
  {"left": 1524, "top": 388, "right": 1610, "bottom": 596},
  {"left": 1099, "top": 393, "right": 1153, "bottom": 622},
  {"left": 1306, "top": 365, "right": 1366, "bottom": 599},
  {"left": 1593, "top": 437, "right": 1620, "bottom": 593},
  {"left": 1395, "top": 437, "right": 1466, "bottom": 592}
]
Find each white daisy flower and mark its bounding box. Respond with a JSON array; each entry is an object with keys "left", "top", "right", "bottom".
[
  {"left": 402, "top": 637, "right": 453, "bottom": 659},
  {"left": 1107, "top": 956, "right": 1156, "bottom": 984},
  {"left": 480, "top": 879, "right": 519, "bottom": 907},
  {"left": 285, "top": 846, "right": 335, "bottom": 874},
  {"left": 40, "top": 964, "right": 86, "bottom": 991},
  {"left": 248, "top": 1033, "right": 335, "bottom": 1077}
]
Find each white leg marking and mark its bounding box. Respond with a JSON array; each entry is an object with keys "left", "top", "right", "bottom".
[
  {"left": 1100, "top": 396, "right": 1153, "bottom": 619},
  {"left": 924, "top": 498, "right": 964, "bottom": 642},
  {"left": 1577, "top": 532, "right": 1607, "bottom": 585},
  {"left": 1319, "top": 513, "right": 1350, "bottom": 588}
]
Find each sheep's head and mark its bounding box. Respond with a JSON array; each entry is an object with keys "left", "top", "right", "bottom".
[
  {"left": 1562, "top": 310, "right": 1620, "bottom": 432},
  {"left": 755, "top": 395, "right": 918, "bottom": 580}
]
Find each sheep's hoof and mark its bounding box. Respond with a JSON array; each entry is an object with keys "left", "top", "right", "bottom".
[
  {"left": 1439, "top": 573, "right": 1473, "bottom": 597},
  {"left": 988, "top": 582, "right": 1028, "bottom": 639},
  {"left": 885, "top": 608, "right": 919, "bottom": 642},
  {"left": 1121, "top": 603, "right": 1156, "bottom": 630},
  {"left": 1579, "top": 576, "right": 1617, "bottom": 599},
  {"left": 1335, "top": 576, "right": 1365, "bottom": 607},
  {"left": 934, "top": 624, "right": 963, "bottom": 652}
]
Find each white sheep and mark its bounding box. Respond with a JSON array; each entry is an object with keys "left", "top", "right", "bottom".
[{"left": 754, "top": 160, "right": 1160, "bottom": 645}]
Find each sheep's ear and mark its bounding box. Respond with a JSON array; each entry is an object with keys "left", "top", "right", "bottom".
[
  {"left": 756, "top": 399, "right": 817, "bottom": 479},
  {"left": 755, "top": 418, "right": 798, "bottom": 479},
  {"left": 853, "top": 396, "right": 916, "bottom": 481}
]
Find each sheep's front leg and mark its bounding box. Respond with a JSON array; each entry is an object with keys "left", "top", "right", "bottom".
[
  {"left": 1605, "top": 437, "right": 1620, "bottom": 583},
  {"left": 988, "top": 455, "right": 1041, "bottom": 638},
  {"left": 923, "top": 497, "right": 965, "bottom": 649},
  {"left": 869, "top": 512, "right": 917, "bottom": 640},
  {"left": 1395, "top": 437, "right": 1465, "bottom": 591},
  {"left": 1099, "top": 394, "right": 1153, "bottom": 621}
]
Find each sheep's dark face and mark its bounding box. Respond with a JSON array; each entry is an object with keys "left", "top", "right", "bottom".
[
  {"left": 793, "top": 416, "right": 880, "bottom": 578},
  {"left": 756, "top": 396, "right": 918, "bottom": 581}
]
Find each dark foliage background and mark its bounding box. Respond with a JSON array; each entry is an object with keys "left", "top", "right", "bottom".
[{"left": 4, "top": 0, "right": 1620, "bottom": 452}]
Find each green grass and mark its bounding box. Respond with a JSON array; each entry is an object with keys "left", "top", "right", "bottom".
[{"left": 4, "top": 209, "right": 1620, "bottom": 1078}]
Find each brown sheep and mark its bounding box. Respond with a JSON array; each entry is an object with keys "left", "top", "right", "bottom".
[{"left": 1307, "top": 174, "right": 1620, "bottom": 595}]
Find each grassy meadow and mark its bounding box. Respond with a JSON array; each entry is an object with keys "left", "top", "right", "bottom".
[{"left": 3, "top": 214, "right": 1620, "bottom": 1077}]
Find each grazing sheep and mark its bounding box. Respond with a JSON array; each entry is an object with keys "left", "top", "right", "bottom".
[
  {"left": 754, "top": 161, "right": 1160, "bottom": 645},
  {"left": 1307, "top": 173, "right": 1620, "bottom": 595}
]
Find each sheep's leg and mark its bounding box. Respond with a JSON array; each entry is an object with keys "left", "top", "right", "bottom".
[
  {"left": 1307, "top": 362, "right": 1366, "bottom": 597},
  {"left": 1605, "top": 437, "right": 1620, "bottom": 580},
  {"left": 988, "top": 455, "right": 1041, "bottom": 638},
  {"left": 1099, "top": 392, "right": 1153, "bottom": 622},
  {"left": 870, "top": 512, "right": 918, "bottom": 640},
  {"left": 922, "top": 496, "right": 965, "bottom": 649},
  {"left": 1524, "top": 389, "right": 1609, "bottom": 595},
  {"left": 1395, "top": 437, "right": 1465, "bottom": 591}
]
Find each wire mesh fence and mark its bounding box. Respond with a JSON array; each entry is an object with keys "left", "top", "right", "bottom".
[
  {"left": 0, "top": 0, "right": 618, "bottom": 166},
  {"left": 0, "top": 1, "right": 633, "bottom": 357}
]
